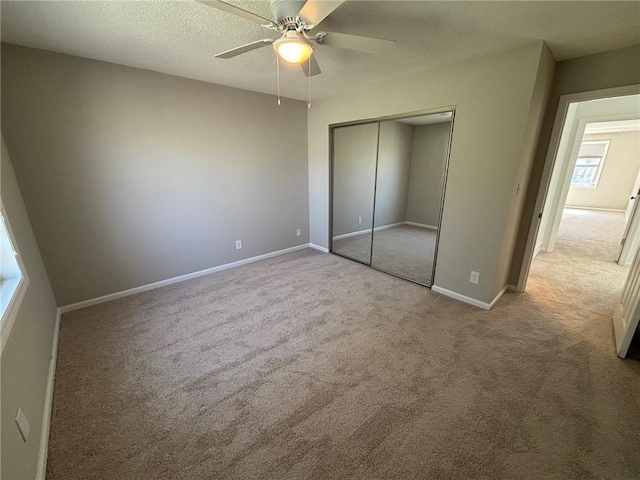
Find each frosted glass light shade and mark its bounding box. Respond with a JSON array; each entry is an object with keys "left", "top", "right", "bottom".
[{"left": 274, "top": 33, "right": 313, "bottom": 64}]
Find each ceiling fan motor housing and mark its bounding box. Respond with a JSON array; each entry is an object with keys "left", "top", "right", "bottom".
[{"left": 271, "top": 0, "right": 307, "bottom": 25}]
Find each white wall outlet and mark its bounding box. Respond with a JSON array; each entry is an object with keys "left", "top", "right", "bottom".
[
  {"left": 15, "top": 408, "right": 30, "bottom": 442},
  {"left": 235, "top": 240, "right": 243, "bottom": 250},
  {"left": 296, "top": 229, "right": 301, "bottom": 237},
  {"left": 469, "top": 271, "right": 480, "bottom": 285},
  {"left": 358, "top": 216, "right": 362, "bottom": 224}
]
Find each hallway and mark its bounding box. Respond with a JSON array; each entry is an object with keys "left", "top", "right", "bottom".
[{"left": 528, "top": 208, "right": 629, "bottom": 316}]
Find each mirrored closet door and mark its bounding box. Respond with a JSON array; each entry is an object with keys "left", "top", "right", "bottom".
[
  {"left": 331, "top": 110, "right": 454, "bottom": 286},
  {"left": 331, "top": 122, "right": 379, "bottom": 265}
]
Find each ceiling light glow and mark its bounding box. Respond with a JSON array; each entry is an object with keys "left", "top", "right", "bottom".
[{"left": 273, "top": 32, "right": 313, "bottom": 64}]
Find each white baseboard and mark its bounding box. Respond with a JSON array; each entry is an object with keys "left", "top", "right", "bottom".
[
  {"left": 431, "top": 285, "right": 491, "bottom": 310},
  {"left": 533, "top": 243, "right": 545, "bottom": 259},
  {"left": 333, "top": 228, "right": 371, "bottom": 241},
  {"left": 36, "top": 308, "right": 62, "bottom": 480},
  {"left": 431, "top": 284, "right": 508, "bottom": 310},
  {"left": 489, "top": 285, "right": 509, "bottom": 309},
  {"left": 59, "top": 243, "right": 310, "bottom": 313},
  {"left": 309, "top": 243, "right": 329, "bottom": 253},
  {"left": 375, "top": 222, "right": 405, "bottom": 232},
  {"left": 333, "top": 222, "right": 406, "bottom": 241},
  {"left": 565, "top": 206, "right": 626, "bottom": 213},
  {"left": 404, "top": 221, "right": 438, "bottom": 230}
]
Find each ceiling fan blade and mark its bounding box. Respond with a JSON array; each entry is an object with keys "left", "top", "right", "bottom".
[
  {"left": 298, "top": 0, "right": 345, "bottom": 27},
  {"left": 197, "top": 0, "right": 274, "bottom": 26},
  {"left": 300, "top": 54, "right": 321, "bottom": 77},
  {"left": 316, "top": 32, "right": 396, "bottom": 53},
  {"left": 215, "top": 39, "right": 273, "bottom": 59}
]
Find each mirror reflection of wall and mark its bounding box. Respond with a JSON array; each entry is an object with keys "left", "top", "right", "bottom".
[
  {"left": 372, "top": 114, "right": 452, "bottom": 285},
  {"left": 331, "top": 123, "right": 379, "bottom": 264},
  {"left": 331, "top": 111, "right": 453, "bottom": 286}
]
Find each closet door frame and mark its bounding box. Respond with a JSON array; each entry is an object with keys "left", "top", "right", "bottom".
[
  {"left": 429, "top": 111, "right": 456, "bottom": 287},
  {"left": 329, "top": 106, "right": 456, "bottom": 286}
]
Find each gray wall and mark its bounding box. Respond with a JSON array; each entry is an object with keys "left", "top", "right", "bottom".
[
  {"left": 309, "top": 42, "right": 552, "bottom": 304},
  {"left": 1, "top": 137, "right": 59, "bottom": 480},
  {"left": 373, "top": 121, "right": 413, "bottom": 228},
  {"left": 510, "top": 44, "right": 640, "bottom": 285},
  {"left": 566, "top": 131, "right": 640, "bottom": 210},
  {"left": 332, "top": 123, "right": 378, "bottom": 237},
  {"left": 1, "top": 44, "right": 310, "bottom": 306},
  {"left": 493, "top": 43, "right": 555, "bottom": 296},
  {"left": 405, "top": 122, "right": 451, "bottom": 227}
]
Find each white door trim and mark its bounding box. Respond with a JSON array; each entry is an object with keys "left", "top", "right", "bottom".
[
  {"left": 543, "top": 116, "right": 619, "bottom": 254},
  {"left": 613, "top": 245, "right": 640, "bottom": 358},
  {"left": 516, "top": 84, "right": 640, "bottom": 292},
  {"left": 617, "top": 198, "right": 640, "bottom": 266}
]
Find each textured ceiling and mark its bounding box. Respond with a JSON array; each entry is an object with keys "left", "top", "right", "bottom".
[{"left": 2, "top": 1, "right": 639, "bottom": 101}]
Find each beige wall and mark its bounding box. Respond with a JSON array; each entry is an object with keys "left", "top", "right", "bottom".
[
  {"left": 1, "top": 44, "right": 310, "bottom": 306},
  {"left": 309, "top": 42, "right": 552, "bottom": 304},
  {"left": 510, "top": 44, "right": 640, "bottom": 285},
  {"left": 405, "top": 122, "right": 452, "bottom": 227},
  {"left": 492, "top": 43, "right": 556, "bottom": 296},
  {"left": 373, "top": 121, "right": 413, "bottom": 228},
  {"left": 566, "top": 131, "right": 640, "bottom": 210},
  {"left": 1, "top": 137, "right": 59, "bottom": 480}
]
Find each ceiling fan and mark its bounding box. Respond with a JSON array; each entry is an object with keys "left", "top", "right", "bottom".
[{"left": 197, "top": 0, "right": 397, "bottom": 77}]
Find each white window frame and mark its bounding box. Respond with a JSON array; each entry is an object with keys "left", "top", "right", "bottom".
[
  {"left": 570, "top": 140, "right": 610, "bottom": 189},
  {"left": 1, "top": 204, "right": 29, "bottom": 352}
]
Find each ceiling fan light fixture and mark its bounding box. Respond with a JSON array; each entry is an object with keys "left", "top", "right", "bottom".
[{"left": 273, "top": 31, "right": 313, "bottom": 64}]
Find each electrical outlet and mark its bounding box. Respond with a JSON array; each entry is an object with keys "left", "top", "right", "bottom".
[
  {"left": 296, "top": 229, "right": 301, "bottom": 237},
  {"left": 235, "top": 240, "right": 242, "bottom": 250},
  {"left": 15, "top": 408, "right": 30, "bottom": 442},
  {"left": 469, "top": 271, "right": 480, "bottom": 285},
  {"left": 358, "top": 216, "right": 362, "bottom": 224}
]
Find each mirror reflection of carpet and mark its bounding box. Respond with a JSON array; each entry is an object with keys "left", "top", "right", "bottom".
[{"left": 334, "top": 225, "right": 436, "bottom": 285}]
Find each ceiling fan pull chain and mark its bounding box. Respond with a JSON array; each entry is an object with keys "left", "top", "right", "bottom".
[
  {"left": 307, "top": 56, "right": 311, "bottom": 109},
  {"left": 277, "top": 54, "right": 281, "bottom": 106}
]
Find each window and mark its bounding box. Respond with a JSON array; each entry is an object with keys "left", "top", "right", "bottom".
[
  {"left": 570, "top": 140, "right": 609, "bottom": 189},
  {"left": 1, "top": 206, "right": 28, "bottom": 351},
  {"left": 571, "top": 156, "right": 603, "bottom": 187}
]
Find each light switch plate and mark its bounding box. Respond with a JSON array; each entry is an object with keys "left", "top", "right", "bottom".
[{"left": 15, "top": 408, "right": 30, "bottom": 442}]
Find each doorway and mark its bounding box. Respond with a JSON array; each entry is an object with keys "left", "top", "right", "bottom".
[{"left": 520, "top": 86, "right": 640, "bottom": 357}]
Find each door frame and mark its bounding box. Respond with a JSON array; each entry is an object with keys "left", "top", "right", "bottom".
[
  {"left": 614, "top": 244, "right": 640, "bottom": 358},
  {"left": 616, "top": 162, "right": 640, "bottom": 265},
  {"left": 516, "top": 84, "right": 640, "bottom": 292},
  {"left": 617, "top": 194, "right": 640, "bottom": 266}
]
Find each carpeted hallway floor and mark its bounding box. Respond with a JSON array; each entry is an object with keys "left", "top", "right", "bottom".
[
  {"left": 529, "top": 208, "right": 629, "bottom": 314},
  {"left": 47, "top": 209, "right": 640, "bottom": 480}
]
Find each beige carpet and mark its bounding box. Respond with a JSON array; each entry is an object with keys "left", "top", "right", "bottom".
[
  {"left": 332, "top": 229, "right": 374, "bottom": 264},
  {"left": 333, "top": 225, "right": 436, "bottom": 285},
  {"left": 529, "top": 208, "right": 629, "bottom": 314},
  {"left": 47, "top": 211, "right": 640, "bottom": 479}
]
